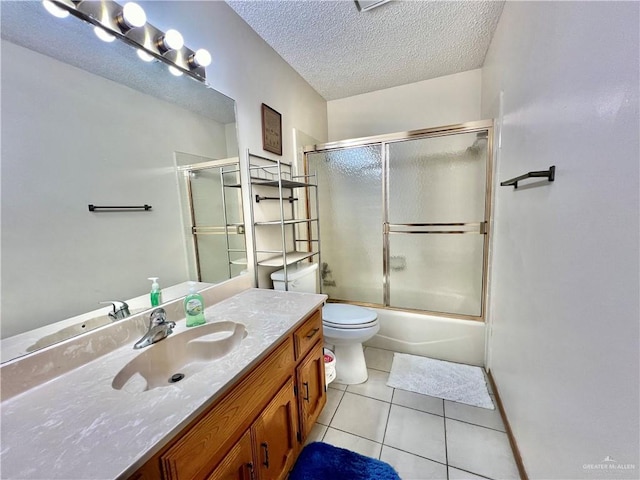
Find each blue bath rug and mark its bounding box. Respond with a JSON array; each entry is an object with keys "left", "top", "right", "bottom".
[{"left": 289, "top": 442, "right": 401, "bottom": 480}]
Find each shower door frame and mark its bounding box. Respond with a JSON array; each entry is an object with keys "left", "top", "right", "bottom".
[
  {"left": 303, "top": 119, "right": 494, "bottom": 322},
  {"left": 178, "top": 158, "right": 246, "bottom": 282}
]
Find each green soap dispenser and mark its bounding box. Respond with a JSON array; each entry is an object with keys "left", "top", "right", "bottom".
[
  {"left": 148, "top": 277, "right": 163, "bottom": 307},
  {"left": 184, "top": 281, "right": 206, "bottom": 327}
]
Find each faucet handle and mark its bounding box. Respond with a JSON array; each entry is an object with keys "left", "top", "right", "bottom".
[
  {"left": 100, "top": 301, "right": 131, "bottom": 321},
  {"left": 149, "top": 307, "right": 167, "bottom": 326}
]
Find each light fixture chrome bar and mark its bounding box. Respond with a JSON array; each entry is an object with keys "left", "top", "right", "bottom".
[{"left": 45, "top": 0, "right": 208, "bottom": 82}]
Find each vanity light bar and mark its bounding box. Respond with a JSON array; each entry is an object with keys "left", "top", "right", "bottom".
[{"left": 42, "top": 0, "right": 211, "bottom": 83}]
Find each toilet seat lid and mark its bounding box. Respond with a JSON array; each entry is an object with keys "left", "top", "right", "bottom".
[{"left": 322, "top": 303, "right": 377, "bottom": 327}]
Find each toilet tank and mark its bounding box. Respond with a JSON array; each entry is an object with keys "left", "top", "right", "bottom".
[{"left": 271, "top": 263, "right": 319, "bottom": 293}]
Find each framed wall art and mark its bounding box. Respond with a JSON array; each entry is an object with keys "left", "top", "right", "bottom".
[{"left": 261, "top": 103, "right": 282, "bottom": 156}]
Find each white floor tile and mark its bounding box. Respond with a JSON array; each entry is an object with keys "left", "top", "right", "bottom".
[
  {"left": 317, "top": 385, "right": 344, "bottom": 426},
  {"left": 330, "top": 392, "right": 390, "bottom": 443},
  {"left": 329, "top": 381, "right": 347, "bottom": 391},
  {"left": 392, "top": 389, "right": 444, "bottom": 416},
  {"left": 364, "top": 347, "right": 394, "bottom": 372},
  {"left": 347, "top": 369, "right": 394, "bottom": 402},
  {"left": 380, "top": 446, "right": 447, "bottom": 480},
  {"left": 446, "top": 419, "right": 519, "bottom": 479},
  {"left": 448, "top": 466, "right": 491, "bottom": 480},
  {"left": 444, "top": 398, "right": 505, "bottom": 432},
  {"left": 323, "top": 428, "right": 382, "bottom": 459},
  {"left": 305, "top": 423, "right": 327, "bottom": 445},
  {"left": 384, "top": 404, "right": 447, "bottom": 464}
]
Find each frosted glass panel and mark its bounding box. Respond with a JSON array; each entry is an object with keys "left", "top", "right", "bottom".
[
  {"left": 190, "top": 169, "right": 225, "bottom": 226},
  {"left": 388, "top": 132, "right": 487, "bottom": 223},
  {"left": 196, "top": 234, "right": 231, "bottom": 283},
  {"left": 307, "top": 146, "right": 383, "bottom": 304},
  {"left": 388, "top": 234, "right": 483, "bottom": 316}
]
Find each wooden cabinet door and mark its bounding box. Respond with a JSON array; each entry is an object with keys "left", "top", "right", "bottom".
[
  {"left": 251, "top": 377, "right": 299, "bottom": 480},
  {"left": 207, "top": 430, "right": 255, "bottom": 480},
  {"left": 296, "top": 341, "right": 327, "bottom": 441}
]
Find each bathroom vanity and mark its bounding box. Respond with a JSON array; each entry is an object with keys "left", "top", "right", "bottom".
[{"left": 0, "top": 287, "right": 327, "bottom": 480}]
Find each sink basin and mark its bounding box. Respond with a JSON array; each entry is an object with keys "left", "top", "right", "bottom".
[
  {"left": 112, "top": 321, "right": 247, "bottom": 393},
  {"left": 26, "top": 308, "right": 146, "bottom": 352}
]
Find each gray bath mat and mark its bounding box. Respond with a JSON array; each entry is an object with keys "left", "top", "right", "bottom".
[{"left": 387, "top": 353, "right": 494, "bottom": 409}]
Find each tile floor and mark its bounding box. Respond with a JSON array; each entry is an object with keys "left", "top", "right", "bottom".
[{"left": 306, "top": 347, "right": 520, "bottom": 480}]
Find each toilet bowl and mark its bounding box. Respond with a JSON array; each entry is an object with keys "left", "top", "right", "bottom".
[
  {"left": 322, "top": 303, "right": 379, "bottom": 384},
  {"left": 271, "top": 263, "right": 379, "bottom": 384}
]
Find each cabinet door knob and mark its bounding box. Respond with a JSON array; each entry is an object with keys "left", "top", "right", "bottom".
[{"left": 261, "top": 442, "right": 270, "bottom": 468}]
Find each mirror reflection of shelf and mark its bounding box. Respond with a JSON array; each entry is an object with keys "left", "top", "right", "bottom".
[{"left": 257, "top": 251, "right": 318, "bottom": 268}]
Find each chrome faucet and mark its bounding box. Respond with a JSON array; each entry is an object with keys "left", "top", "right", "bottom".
[
  {"left": 133, "top": 308, "right": 176, "bottom": 349},
  {"left": 100, "top": 301, "right": 131, "bottom": 321}
]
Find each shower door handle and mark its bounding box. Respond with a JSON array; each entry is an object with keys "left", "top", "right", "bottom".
[{"left": 385, "top": 222, "right": 487, "bottom": 235}]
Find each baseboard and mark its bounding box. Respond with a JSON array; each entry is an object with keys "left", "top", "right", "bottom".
[{"left": 487, "top": 370, "right": 529, "bottom": 480}]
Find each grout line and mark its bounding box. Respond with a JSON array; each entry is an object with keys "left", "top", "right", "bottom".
[
  {"left": 378, "top": 442, "right": 449, "bottom": 469},
  {"left": 323, "top": 388, "right": 346, "bottom": 427},
  {"left": 379, "top": 388, "right": 395, "bottom": 459},
  {"left": 342, "top": 389, "right": 394, "bottom": 404},
  {"left": 443, "top": 400, "right": 450, "bottom": 479},
  {"left": 324, "top": 426, "right": 384, "bottom": 453},
  {"left": 367, "top": 366, "right": 391, "bottom": 374},
  {"left": 445, "top": 416, "right": 508, "bottom": 434},
  {"left": 448, "top": 465, "right": 495, "bottom": 480},
  {"left": 389, "top": 399, "right": 445, "bottom": 420}
]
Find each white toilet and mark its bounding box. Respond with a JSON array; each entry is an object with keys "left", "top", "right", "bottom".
[{"left": 271, "top": 263, "right": 379, "bottom": 384}]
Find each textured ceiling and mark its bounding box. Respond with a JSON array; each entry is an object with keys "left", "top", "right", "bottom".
[
  {"left": 0, "top": 1, "right": 236, "bottom": 125},
  {"left": 227, "top": 0, "right": 505, "bottom": 100}
]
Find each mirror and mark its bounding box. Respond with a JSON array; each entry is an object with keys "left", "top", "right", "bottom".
[{"left": 0, "top": 1, "right": 245, "bottom": 360}]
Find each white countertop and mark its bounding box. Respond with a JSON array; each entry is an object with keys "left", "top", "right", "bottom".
[{"left": 0, "top": 288, "right": 326, "bottom": 480}]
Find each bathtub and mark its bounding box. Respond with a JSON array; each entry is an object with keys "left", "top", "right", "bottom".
[{"left": 363, "top": 307, "right": 486, "bottom": 366}]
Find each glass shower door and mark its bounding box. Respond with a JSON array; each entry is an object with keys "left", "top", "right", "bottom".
[
  {"left": 183, "top": 163, "right": 246, "bottom": 283},
  {"left": 307, "top": 145, "right": 383, "bottom": 304},
  {"left": 385, "top": 131, "right": 489, "bottom": 316}
]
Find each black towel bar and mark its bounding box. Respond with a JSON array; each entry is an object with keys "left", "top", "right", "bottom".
[
  {"left": 88, "top": 204, "right": 152, "bottom": 212},
  {"left": 501, "top": 166, "right": 555, "bottom": 189}
]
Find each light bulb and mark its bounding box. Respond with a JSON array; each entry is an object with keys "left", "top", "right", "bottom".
[
  {"left": 42, "top": 0, "right": 69, "bottom": 18},
  {"left": 162, "top": 29, "right": 184, "bottom": 51},
  {"left": 137, "top": 49, "right": 155, "bottom": 62},
  {"left": 94, "top": 26, "right": 116, "bottom": 43},
  {"left": 191, "top": 49, "right": 212, "bottom": 68},
  {"left": 121, "top": 2, "right": 146, "bottom": 28},
  {"left": 168, "top": 65, "right": 183, "bottom": 77}
]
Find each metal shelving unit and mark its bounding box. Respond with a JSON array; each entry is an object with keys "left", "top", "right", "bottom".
[{"left": 247, "top": 150, "right": 321, "bottom": 290}]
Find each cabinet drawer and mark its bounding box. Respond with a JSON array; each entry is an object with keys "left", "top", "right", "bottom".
[
  {"left": 293, "top": 309, "right": 322, "bottom": 360},
  {"left": 161, "top": 337, "right": 295, "bottom": 480}
]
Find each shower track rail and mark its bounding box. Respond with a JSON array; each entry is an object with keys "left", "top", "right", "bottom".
[{"left": 385, "top": 222, "right": 487, "bottom": 235}]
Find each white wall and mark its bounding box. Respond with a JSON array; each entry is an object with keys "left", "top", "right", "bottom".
[
  {"left": 327, "top": 69, "right": 481, "bottom": 141},
  {"left": 482, "top": 2, "right": 639, "bottom": 478}
]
